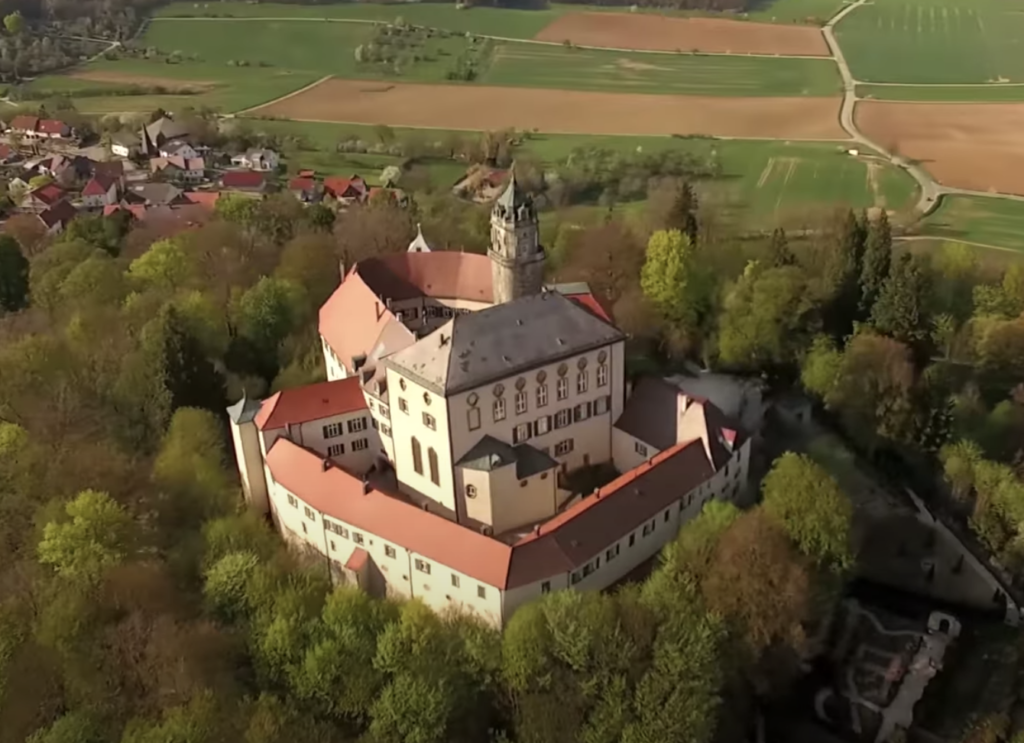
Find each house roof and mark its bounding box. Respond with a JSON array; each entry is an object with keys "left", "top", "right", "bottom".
[
  {"left": 0, "top": 144, "right": 15, "bottom": 161},
  {"left": 324, "top": 175, "right": 367, "bottom": 198},
  {"left": 111, "top": 131, "right": 140, "bottom": 146},
  {"left": 161, "top": 139, "right": 193, "bottom": 155},
  {"left": 30, "top": 183, "right": 65, "bottom": 206},
  {"left": 355, "top": 251, "right": 493, "bottom": 304},
  {"left": 10, "top": 115, "right": 38, "bottom": 132},
  {"left": 38, "top": 200, "right": 77, "bottom": 229},
  {"left": 104, "top": 204, "right": 147, "bottom": 220},
  {"left": 128, "top": 182, "right": 183, "bottom": 206},
  {"left": 221, "top": 170, "right": 265, "bottom": 189},
  {"left": 92, "top": 160, "right": 125, "bottom": 179},
  {"left": 227, "top": 393, "right": 262, "bottom": 425},
  {"left": 288, "top": 176, "right": 316, "bottom": 192},
  {"left": 387, "top": 290, "right": 625, "bottom": 396},
  {"left": 38, "top": 119, "right": 68, "bottom": 136},
  {"left": 564, "top": 293, "right": 612, "bottom": 324},
  {"left": 266, "top": 434, "right": 715, "bottom": 590},
  {"left": 182, "top": 191, "right": 220, "bottom": 209},
  {"left": 457, "top": 435, "right": 558, "bottom": 480},
  {"left": 254, "top": 377, "right": 367, "bottom": 431},
  {"left": 145, "top": 116, "right": 190, "bottom": 144},
  {"left": 82, "top": 174, "right": 117, "bottom": 196},
  {"left": 614, "top": 376, "right": 684, "bottom": 450}
]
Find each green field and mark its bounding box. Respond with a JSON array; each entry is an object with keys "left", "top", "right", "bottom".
[
  {"left": 919, "top": 195, "right": 1024, "bottom": 253},
  {"left": 482, "top": 43, "right": 841, "bottom": 97},
  {"left": 836, "top": 0, "right": 1024, "bottom": 84},
  {"left": 745, "top": 0, "right": 847, "bottom": 24},
  {"left": 856, "top": 83, "right": 1024, "bottom": 102},
  {"left": 242, "top": 119, "right": 916, "bottom": 227}
]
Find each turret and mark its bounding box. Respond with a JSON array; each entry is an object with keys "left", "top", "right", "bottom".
[{"left": 488, "top": 165, "right": 545, "bottom": 304}]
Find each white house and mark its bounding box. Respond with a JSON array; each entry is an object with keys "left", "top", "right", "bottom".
[{"left": 231, "top": 148, "right": 280, "bottom": 172}]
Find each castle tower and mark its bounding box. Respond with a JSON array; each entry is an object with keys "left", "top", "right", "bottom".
[{"left": 489, "top": 166, "right": 545, "bottom": 304}]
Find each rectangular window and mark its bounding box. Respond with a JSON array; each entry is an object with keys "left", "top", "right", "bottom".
[
  {"left": 326, "top": 521, "right": 349, "bottom": 539},
  {"left": 428, "top": 448, "right": 440, "bottom": 486},
  {"left": 301, "top": 522, "right": 307, "bottom": 534},
  {"left": 554, "top": 439, "right": 573, "bottom": 456},
  {"left": 535, "top": 415, "right": 551, "bottom": 436},
  {"left": 555, "top": 409, "right": 571, "bottom": 429},
  {"left": 412, "top": 439, "right": 423, "bottom": 475},
  {"left": 629, "top": 534, "right": 635, "bottom": 547},
  {"left": 635, "top": 441, "right": 648, "bottom": 457},
  {"left": 348, "top": 417, "right": 367, "bottom": 434},
  {"left": 381, "top": 424, "right": 392, "bottom": 437},
  {"left": 513, "top": 422, "right": 531, "bottom": 444},
  {"left": 372, "top": 418, "right": 379, "bottom": 430},
  {"left": 574, "top": 402, "right": 591, "bottom": 423},
  {"left": 664, "top": 509, "right": 670, "bottom": 522},
  {"left": 399, "top": 398, "right": 409, "bottom": 414},
  {"left": 515, "top": 391, "right": 528, "bottom": 415},
  {"left": 451, "top": 574, "right": 460, "bottom": 588},
  {"left": 477, "top": 585, "right": 486, "bottom": 599},
  {"left": 537, "top": 384, "right": 548, "bottom": 408},
  {"left": 352, "top": 438, "right": 369, "bottom": 451},
  {"left": 353, "top": 532, "right": 365, "bottom": 545},
  {"left": 493, "top": 398, "right": 506, "bottom": 422},
  {"left": 330, "top": 540, "right": 336, "bottom": 552},
  {"left": 415, "top": 559, "right": 431, "bottom": 574},
  {"left": 597, "top": 363, "right": 609, "bottom": 387},
  {"left": 423, "top": 412, "right": 436, "bottom": 430},
  {"left": 323, "top": 422, "right": 343, "bottom": 439},
  {"left": 380, "top": 404, "right": 390, "bottom": 420},
  {"left": 577, "top": 371, "right": 588, "bottom": 394},
  {"left": 304, "top": 506, "right": 316, "bottom": 521},
  {"left": 570, "top": 571, "right": 582, "bottom": 585},
  {"left": 606, "top": 544, "right": 620, "bottom": 561},
  {"left": 557, "top": 377, "right": 569, "bottom": 401},
  {"left": 287, "top": 494, "right": 298, "bottom": 508},
  {"left": 541, "top": 581, "right": 551, "bottom": 594},
  {"left": 467, "top": 408, "right": 481, "bottom": 431},
  {"left": 328, "top": 443, "right": 345, "bottom": 457},
  {"left": 385, "top": 545, "right": 396, "bottom": 558},
  {"left": 642, "top": 520, "right": 655, "bottom": 537},
  {"left": 594, "top": 396, "right": 610, "bottom": 416}
]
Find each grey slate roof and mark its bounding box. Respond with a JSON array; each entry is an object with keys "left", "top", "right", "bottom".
[
  {"left": 385, "top": 290, "right": 624, "bottom": 396},
  {"left": 457, "top": 435, "right": 558, "bottom": 480},
  {"left": 227, "top": 394, "right": 261, "bottom": 424},
  {"left": 613, "top": 376, "right": 683, "bottom": 450},
  {"left": 146, "top": 116, "right": 189, "bottom": 145}
]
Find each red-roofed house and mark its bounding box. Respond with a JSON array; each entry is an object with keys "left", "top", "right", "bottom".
[
  {"left": 37, "top": 200, "right": 78, "bottom": 234},
  {"left": 9, "top": 115, "right": 38, "bottom": 136},
  {"left": 150, "top": 156, "right": 205, "bottom": 184},
  {"left": 0, "top": 144, "right": 21, "bottom": 165},
  {"left": 182, "top": 191, "right": 220, "bottom": 210},
  {"left": 37, "top": 119, "right": 73, "bottom": 140},
  {"left": 23, "top": 183, "right": 66, "bottom": 211},
  {"left": 226, "top": 173, "right": 754, "bottom": 626},
  {"left": 81, "top": 174, "right": 121, "bottom": 208},
  {"left": 324, "top": 175, "right": 368, "bottom": 203},
  {"left": 221, "top": 170, "right": 267, "bottom": 193}
]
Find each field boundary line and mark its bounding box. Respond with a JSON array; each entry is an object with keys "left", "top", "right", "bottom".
[
  {"left": 150, "top": 16, "right": 834, "bottom": 60},
  {"left": 896, "top": 235, "right": 1020, "bottom": 255},
  {"left": 233, "top": 75, "right": 333, "bottom": 116}
]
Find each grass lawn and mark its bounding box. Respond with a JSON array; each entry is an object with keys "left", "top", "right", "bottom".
[
  {"left": 745, "top": 0, "right": 847, "bottom": 24},
  {"left": 482, "top": 43, "right": 842, "bottom": 97},
  {"left": 856, "top": 83, "right": 1024, "bottom": 102},
  {"left": 919, "top": 195, "right": 1024, "bottom": 253},
  {"left": 244, "top": 119, "right": 917, "bottom": 229},
  {"left": 836, "top": 0, "right": 1024, "bottom": 84}
]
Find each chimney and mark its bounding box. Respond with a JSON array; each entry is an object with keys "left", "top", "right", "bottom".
[
  {"left": 321, "top": 458, "right": 331, "bottom": 472},
  {"left": 362, "top": 478, "right": 371, "bottom": 495},
  {"left": 533, "top": 524, "right": 541, "bottom": 535},
  {"left": 338, "top": 258, "right": 346, "bottom": 282},
  {"left": 421, "top": 501, "right": 430, "bottom": 511},
  {"left": 480, "top": 525, "right": 493, "bottom": 536}
]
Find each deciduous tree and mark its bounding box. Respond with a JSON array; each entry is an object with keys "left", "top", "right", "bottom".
[
  {"left": 37, "top": 490, "right": 132, "bottom": 581},
  {"left": 0, "top": 234, "right": 29, "bottom": 313}
]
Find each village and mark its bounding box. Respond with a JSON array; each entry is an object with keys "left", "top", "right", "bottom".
[{"left": 0, "top": 113, "right": 409, "bottom": 235}]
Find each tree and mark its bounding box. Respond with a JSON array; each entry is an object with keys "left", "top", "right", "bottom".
[
  {"left": 821, "top": 209, "right": 866, "bottom": 336},
  {"left": 0, "top": 235, "right": 29, "bottom": 313},
  {"left": 640, "top": 229, "right": 707, "bottom": 327},
  {"left": 128, "top": 238, "right": 193, "bottom": 292},
  {"left": 215, "top": 192, "right": 260, "bottom": 227},
  {"left": 143, "top": 306, "right": 226, "bottom": 415},
  {"left": 305, "top": 203, "right": 335, "bottom": 233},
  {"left": 25, "top": 711, "right": 103, "bottom": 743},
  {"left": 767, "top": 227, "right": 794, "bottom": 268},
  {"left": 37, "top": 490, "right": 132, "bottom": 581},
  {"left": 859, "top": 210, "right": 892, "bottom": 313},
  {"left": 232, "top": 277, "right": 308, "bottom": 362},
  {"left": 716, "top": 262, "right": 816, "bottom": 372},
  {"left": 274, "top": 232, "right": 339, "bottom": 311},
  {"left": 4, "top": 12, "right": 24, "bottom": 36},
  {"left": 976, "top": 316, "right": 1024, "bottom": 397},
  {"left": 870, "top": 253, "right": 930, "bottom": 347},
  {"left": 940, "top": 439, "right": 983, "bottom": 502},
  {"left": 662, "top": 180, "right": 699, "bottom": 246},
  {"left": 760, "top": 452, "right": 854, "bottom": 571},
  {"left": 800, "top": 335, "right": 842, "bottom": 399}
]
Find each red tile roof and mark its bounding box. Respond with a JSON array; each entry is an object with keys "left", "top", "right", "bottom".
[
  {"left": 37, "top": 119, "right": 69, "bottom": 136},
  {"left": 266, "top": 434, "right": 715, "bottom": 590},
  {"left": 324, "top": 175, "right": 367, "bottom": 199},
  {"left": 566, "top": 293, "right": 612, "bottom": 323},
  {"left": 288, "top": 176, "right": 316, "bottom": 191},
  {"left": 10, "top": 115, "right": 38, "bottom": 132},
  {"left": 356, "top": 252, "right": 494, "bottom": 304},
  {"left": 104, "top": 204, "right": 147, "bottom": 220},
  {"left": 254, "top": 377, "right": 367, "bottom": 431},
  {"left": 319, "top": 267, "right": 403, "bottom": 374},
  {"left": 0, "top": 144, "right": 14, "bottom": 160},
  {"left": 82, "top": 175, "right": 116, "bottom": 196},
  {"left": 298, "top": 169, "right": 316, "bottom": 178},
  {"left": 30, "top": 184, "right": 65, "bottom": 206},
  {"left": 221, "top": 170, "right": 265, "bottom": 189},
  {"left": 345, "top": 547, "right": 368, "bottom": 571},
  {"left": 38, "top": 200, "right": 77, "bottom": 229}
]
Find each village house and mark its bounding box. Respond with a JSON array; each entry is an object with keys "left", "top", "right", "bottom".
[
  {"left": 37, "top": 200, "right": 78, "bottom": 234},
  {"left": 109, "top": 131, "right": 140, "bottom": 159},
  {"left": 159, "top": 139, "right": 199, "bottom": 161},
  {"left": 22, "top": 183, "right": 66, "bottom": 212},
  {"left": 221, "top": 170, "right": 267, "bottom": 193},
  {"left": 81, "top": 174, "right": 121, "bottom": 208},
  {"left": 150, "top": 156, "right": 206, "bottom": 184},
  {"left": 230, "top": 148, "right": 279, "bottom": 172},
  {"left": 0, "top": 144, "right": 21, "bottom": 165},
  {"left": 227, "top": 172, "right": 753, "bottom": 627},
  {"left": 9, "top": 115, "right": 38, "bottom": 137},
  {"left": 288, "top": 175, "right": 323, "bottom": 204},
  {"left": 124, "top": 182, "right": 186, "bottom": 207},
  {"left": 37, "top": 119, "right": 73, "bottom": 140},
  {"left": 145, "top": 116, "right": 190, "bottom": 150},
  {"left": 324, "top": 174, "right": 368, "bottom": 204}
]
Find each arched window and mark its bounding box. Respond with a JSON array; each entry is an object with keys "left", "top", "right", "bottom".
[
  {"left": 411, "top": 437, "right": 423, "bottom": 475},
  {"left": 428, "top": 447, "right": 440, "bottom": 486}
]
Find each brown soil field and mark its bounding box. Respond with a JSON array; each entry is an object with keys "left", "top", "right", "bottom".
[
  {"left": 252, "top": 78, "right": 846, "bottom": 140},
  {"left": 70, "top": 71, "right": 217, "bottom": 89},
  {"left": 533, "top": 13, "right": 830, "bottom": 57},
  {"left": 856, "top": 101, "right": 1024, "bottom": 196}
]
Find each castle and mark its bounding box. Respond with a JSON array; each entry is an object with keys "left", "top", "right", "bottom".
[{"left": 228, "top": 171, "right": 752, "bottom": 626}]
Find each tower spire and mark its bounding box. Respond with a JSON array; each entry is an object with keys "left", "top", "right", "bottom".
[{"left": 488, "top": 161, "right": 544, "bottom": 304}]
